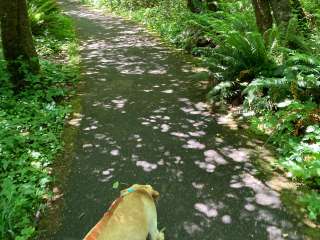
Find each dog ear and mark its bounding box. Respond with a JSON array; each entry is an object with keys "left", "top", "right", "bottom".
[
  {"left": 151, "top": 190, "right": 160, "bottom": 200},
  {"left": 144, "top": 185, "right": 160, "bottom": 200},
  {"left": 120, "top": 189, "right": 128, "bottom": 196}
]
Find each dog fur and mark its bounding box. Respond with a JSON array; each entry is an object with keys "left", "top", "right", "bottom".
[{"left": 83, "top": 184, "right": 164, "bottom": 240}]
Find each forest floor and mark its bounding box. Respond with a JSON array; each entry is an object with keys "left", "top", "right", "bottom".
[{"left": 42, "top": 0, "right": 319, "bottom": 239}]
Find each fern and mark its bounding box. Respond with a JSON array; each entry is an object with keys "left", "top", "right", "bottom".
[
  {"left": 207, "top": 30, "right": 273, "bottom": 104},
  {"left": 243, "top": 52, "right": 320, "bottom": 112},
  {"left": 208, "top": 10, "right": 257, "bottom": 38},
  {"left": 28, "top": 0, "right": 59, "bottom": 35}
]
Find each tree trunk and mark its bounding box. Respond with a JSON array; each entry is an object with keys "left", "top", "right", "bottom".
[
  {"left": 251, "top": 0, "right": 273, "bottom": 34},
  {"left": 0, "top": 2, "right": 3, "bottom": 18},
  {"left": 187, "top": 0, "right": 201, "bottom": 13},
  {"left": 206, "top": 0, "right": 218, "bottom": 12},
  {"left": 269, "top": 0, "right": 291, "bottom": 28},
  {"left": 0, "top": 0, "right": 40, "bottom": 90}
]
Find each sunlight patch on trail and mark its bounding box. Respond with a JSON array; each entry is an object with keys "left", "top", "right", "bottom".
[
  {"left": 68, "top": 113, "right": 83, "bottom": 127},
  {"left": 194, "top": 201, "right": 224, "bottom": 219},
  {"left": 136, "top": 160, "right": 158, "bottom": 172},
  {"left": 183, "top": 139, "right": 205, "bottom": 150}
]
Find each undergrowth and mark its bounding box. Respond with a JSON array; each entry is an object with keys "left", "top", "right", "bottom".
[
  {"left": 0, "top": 1, "right": 79, "bottom": 239},
  {"left": 83, "top": 0, "right": 320, "bottom": 222}
]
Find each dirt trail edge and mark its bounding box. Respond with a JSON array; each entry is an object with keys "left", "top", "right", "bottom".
[{"left": 47, "top": 1, "right": 316, "bottom": 239}]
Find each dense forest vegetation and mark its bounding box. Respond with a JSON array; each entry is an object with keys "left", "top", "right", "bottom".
[{"left": 0, "top": 0, "right": 319, "bottom": 239}]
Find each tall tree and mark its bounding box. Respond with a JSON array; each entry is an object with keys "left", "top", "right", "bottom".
[
  {"left": 187, "top": 0, "right": 201, "bottom": 13},
  {"left": 269, "top": 0, "right": 291, "bottom": 27},
  {"left": 251, "top": 0, "right": 273, "bottom": 34},
  {"left": 206, "top": 0, "right": 218, "bottom": 12},
  {"left": 187, "top": 0, "right": 218, "bottom": 13},
  {"left": 0, "top": 0, "right": 40, "bottom": 90},
  {"left": 252, "top": 0, "right": 307, "bottom": 36},
  {"left": 0, "top": 2, "right": 3, "bottom": 18}
]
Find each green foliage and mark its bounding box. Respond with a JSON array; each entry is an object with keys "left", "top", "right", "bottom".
[
  {"left": 81, "top": 0, "right": 162, "bottom": 10},
  {"left": 244, "top": 52, "right": 320, "bottom": 111},
  {"left": 113, "top": 0, "right": 160, "bottom": 10},
  {"left": 28, "top": 0, "right": 59, "bottom": 35},
  {"left": 28, "top": 0, "right": 75, "bottom": 40},
  {"left": 207, "top": 31, "right": 272, "bottom": 103},
  {"left": 301, "top": 0, "right": 320, "bottom": 26},
  {"left": 1, "top": 2, "right": 78, "bottom": 239},
  {"left": 244, "top": 51, "right": 320, "bottom": 219},
  {"left": 0, "top": 57, "right": 77, "bottom": 239},
  {"left": 129, "top": 0, "right": 191, "bottom": 47},
  {"left": 112, "top": 181, "right": 120, "bottom": 189},
  {"left": 250, "top": 101, "right": 319, "bottom": 182},
  {"left": 300, "top": 191, "right": 320, "bottom": 220}
]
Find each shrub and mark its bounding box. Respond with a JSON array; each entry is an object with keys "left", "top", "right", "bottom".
[
  {"left": 244, "top": 52, "right": 320, "bottom": 112},
  {"left": 0, "top": 58, "right": 76, "bottom": 239},
  {"left": 244, "top": 51, "right": 320, "bottom": 219},
  {"left": 300, "top": 192, "right": 320, "bottom": 220},
  {"left": 1, "top": 2, "right": 78, "bottom": 239},
  {"left": 28, "top": 0, "right": 59, "bottom": 35},
  {"left": 207, "top": 31, "right": 272, "bottom": 104}
]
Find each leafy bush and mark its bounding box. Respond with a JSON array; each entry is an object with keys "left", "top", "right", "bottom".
[
  {"left": 301, "top": 0, "right": 320, "bottom": 26},
  {"left": 244, "top": 51, "right": 320, "bottom": 219},
  {"left": 1, "top": 2, "right": 78, "bottom": 239},
  {"left": 300, "top": 192, "right": 320, "bottom": 220},
  {"left": 28, "top": 0, "right": 59, "bottom": 35},
  {"left": 113, "top": 0, "right": 160, "bottom": 10},
  {"left": 249, "top": 101, "right": 319, "bottom": 179},
  {"left": 244, "top": 52, "right": 320, "bottom": 111},
  {"left": 28, "top": 0, "right": 75, "bottom": 39},
  {"left": 207, "top": 31, "right": 272, "bottom": 104},
  {"left": 132, "top": 1, "right": 189, "bottom": 43},
  {"left": 82, "top": 0, "right": 162, "bottom": 10},
  {"left": 0, "top": 57, "right": 77, "bottom": 239}
]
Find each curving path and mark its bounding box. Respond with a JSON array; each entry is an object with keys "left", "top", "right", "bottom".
[{"left": 48, "top": 1, "right": 312, "bottom": 239}]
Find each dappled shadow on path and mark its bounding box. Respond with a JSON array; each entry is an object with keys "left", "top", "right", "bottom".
[{"left": 47, "top": 1, "right": 316, "bottom": 240}]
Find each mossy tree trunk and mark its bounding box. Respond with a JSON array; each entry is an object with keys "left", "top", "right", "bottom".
[
  {"left": 269, "top": 0, "right": 291, "bottom": 28},
  {"left": 252, "top": 0, "right": 307, "bottom": 36},
  {"left": 0, "top": 2, "right": 3, "bottom": 18},
  {"left": 269, "top": 0, "right": 307, "bottom": 28},
  {"left": 187, "top": 0, "right": 218, "bottom": 13},
  {"left": 251, "top": 0, "right": 273, "bottom": 34},
  {"left": 206, "top": 0, "right": 218, "bottom": 12},
  {"left": 187, "top": 0, "right": 201, "bottom": 13},
  {"left": 0, "top": 0, "right": 40, "bottom": 91}
]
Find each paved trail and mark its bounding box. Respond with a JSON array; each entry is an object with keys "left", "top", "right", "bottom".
[{"left": 49, "top": 1, "right": 311, "bottom": 239}]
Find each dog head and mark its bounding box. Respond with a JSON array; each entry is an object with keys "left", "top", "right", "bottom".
[{"left": 121, "top": 184, "right": 160, "bottom": 200}]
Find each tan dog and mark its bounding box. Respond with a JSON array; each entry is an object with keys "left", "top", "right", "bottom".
[{"left": 83, "top": 184, "right": 164, "bottom": 240}]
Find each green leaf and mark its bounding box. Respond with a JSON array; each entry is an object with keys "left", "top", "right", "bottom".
[{"left": 112, "top": 181, "right": 119, "bottom": 189}]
